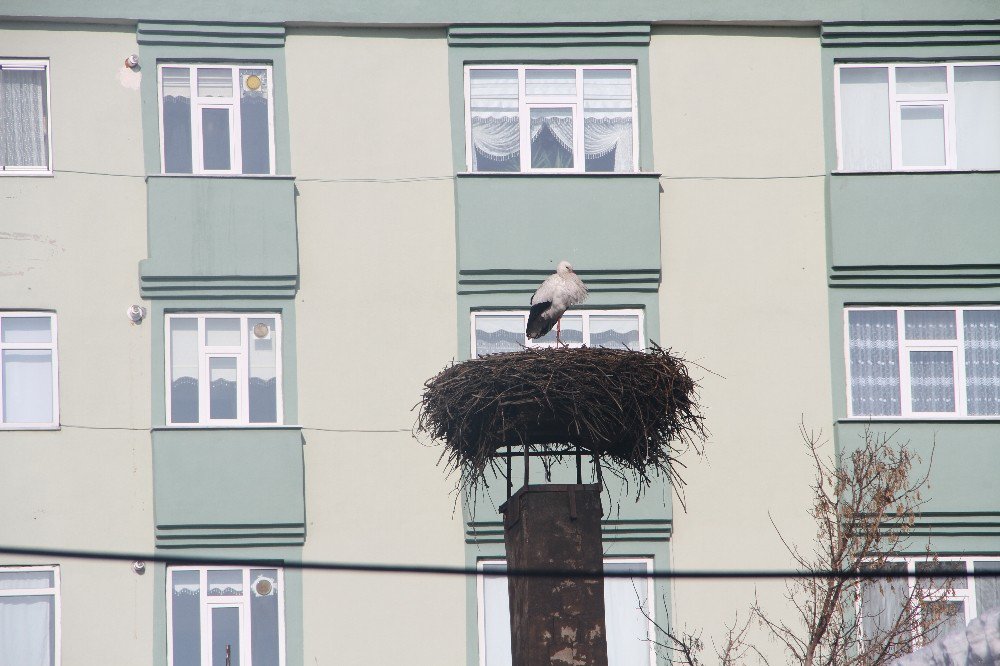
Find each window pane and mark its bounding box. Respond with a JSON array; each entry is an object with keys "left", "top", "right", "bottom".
[
  {"left": 0, "top": 68, "right": 49, "bottom": 169},
  {"left": 974, "top": 561, "right": 1000, "bottom": 615},
  {"left": 901, "top": 105, "right": 946, "bottom": 167},
  {"left": 250, "top": 570, "right": 280, "bottom": 666},
  {"left": 533, "top": 314, "right": 582, "bottom": 344},
  {"left": 197, "top": 68, "right": 233, "bottom": 98},
  {"left": 0, "top": 571, "right": 53, "bottom": 590},
  {"left": 170, "top": 318, "right": 199, "bottom": 424},
  {"left": 896, "top": 66, "right": 947, "bottom": 94},
  {"left": 590, "top": 315, "right": 641, "bottom": 350},
  {"left": 904, "top": 310, "right": 956, "bottom": 340},
  {"left": 480, "top": 564, "right": 512, "bottom": 666},
  {"left": 955, "top": 65, "right": 1000, "bottom": 170},
  {"left": 584, "top": 70, "right": 633, "bottom": 173},
  {"left": 964, "top": 311, "right": 1000, "bottom": 416},
  {"left": 208, "top": 570, "right": 243, "bottom": 596},
  {"left": 209, "top": 357, "right": 238, "bottom": 420},
  {"left": 530, "top": 107, "right": 574, "bottom": 169},
  {"left": 848, "top": 310, "right": 901, "bottom": 416},
  {"left": 211, "top": 607, "right": 241, "bottom": 666},
  {"left": 921, "top": 599, "right": 965, "bottom": 643},
  {"left": 171, "top": 570, "right": 201, "bottom": 666},
  {"left": 604, "top": 562, "right": 652, "bottom": 666},
  {"left": 525, "top": 69, "right": 576, "bottom": 96},
  {"left": 1, "top": 316, "right": 51, "bottom": 343},
  {"left": 838, "top": 67, "right": 891, "bottom": 171},
  {"left": 915, "top": 561, "right": 968, "bottom": 589},
  {"left": 162, "top": 67, "right": 193, "bottom": 174},
  {"left": 469, "top": 69, "right": 520, "bottom": 172},
  {"left": 910, "top": 350, "right": 955, "bottom": 413},
  {"left": 2, "top": 350, "right": 52, "bottom": 424},
  {"left": 248, "top": 318, "right": 277, "bottom": 423},
  {"left": 205, "top": 318, "right": 241, "bottom": 347},
  {"left": 475, "top": 315, "right": 524, "bottom": 356},
  {"left": 0, "top": 595, "right": 54, "bottom": 666},
  {"left": 202, "top": 108, "right": 232, "bottom": 171},
  {"left": 860, "top": 562, "right": 909, "bottom": 644},
  {"left": 239, "top": 69, "right": 271, "bottom": 175}
]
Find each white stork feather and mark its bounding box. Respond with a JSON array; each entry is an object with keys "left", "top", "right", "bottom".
[{"left": 526, "top": 260, "right": 588, "bottom": 340}]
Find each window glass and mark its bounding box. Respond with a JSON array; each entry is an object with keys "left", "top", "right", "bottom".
[
  {"left": 170, "top": 318, "right": 200, "bottom": 424},
  {"left": 201, "top": 108, "right": 232, "bottom": 171},
  {"left": 171, "top": 570, "right": 201, "bottom": 666},
  {"left": 964, "top": 310, "right": 1000, "bottom": 416},
  {"left": 250, "top": 570, "right": 280, "bottom": 666},
  {"left": 896, "top": 66, "right": 947, "bottom": 95},
  {"left": 209, "top": 357, "right": 239, "bottom": 420},
  {"left": 921, "top": 599, "right": 966, "bottom": 643},
  {"left": 838, "top": 67, "right": 891, "bottom": 171},
  {"left": 532, "top": 314, "right": 583, "bottom": 345},
  {"left": 239, "top": 69, "right": 271, "bottom": 175},
  {"left": 909, "top": 350, "right": 955, "bottom": 413},
  {"left": 900, "top": 105, "right": 946, "bottom": 168},
  {"left": 0, "top": 64, "right": 50, "bottom": 171},
  {"left": 162, "top": 67, "right": 193, "bottom": 174},
  {"left": 248, "top": 318, "right": 277, "bottom": 423},
  {"left": 197, "top": 68, "right": 233, "bottom": 98},
  {"left": 955, "top": 66, "right": 1000, "bottom": 169},
  {"left": 860, "top": 562, "right": 909, "bottom": 645},
  {"left": 847, "top": 310, "right": 901, "bottom": 416},
  {"left": 589, "top": 315, "right": 641, "bottom": 350},
  {"left": 584, "top": 70, "right": 633, "bottom": 172},
  {"left": 212, "top": 607, "right": 242, "bottom": 666},
  {"left": 0, "top": 567, "right": 57, "bottom": 666},
  {"left": 975, "top": 561, "right": 1000, "bottom": 615},
  {"left": 469, "top": 69, "right": 520, "bottom": 172},
  {"left": 905, "top": 310, "right": 957, "bottom": 340},
  {"left": 525, "top": 69, "right": 576, "bottom": 96},
  {"left": 0, "top": 571, "right": 54, "bottom": 590},
  {"left": 205, "top": 318, "right": 241, "bottom": 347},
  {"left": 915, "top": 561, "right": 968, "bottom": 589},
  {"left": 1, "top": 317, "right": 50, "bottom": 343},
  {"left": 2, "top": 350, "right": 53, "bottom": 424},
  {"left": 529, "top": 107, "right": 574, "bottom": 169}
]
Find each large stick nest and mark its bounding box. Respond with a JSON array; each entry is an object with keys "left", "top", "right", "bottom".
[{"left": 417, "top": 345, "right": 706, "bottom": 498}]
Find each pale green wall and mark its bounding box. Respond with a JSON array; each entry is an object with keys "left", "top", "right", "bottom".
[
  {"left": 651, "top": 25, "right": 832, "bottom": 659},
  {"left": 0, "top": 22, "right": 155, "bottom": 666},
  {"left": 285, "top": 28, "right": 467, "bottom": 666}
]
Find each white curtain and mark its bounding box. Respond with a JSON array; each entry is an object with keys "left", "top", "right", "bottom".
[
  {"left": 529, "top": 114, "right": 574, "bottom": 152},
  {"left": 839, "top": 67, "right": 891, "bottom": 171},
  {"left": 480, "top": 565, "right": 513, "bottom": 666},
  {"left": 470, "top": 116, "right": 520, "bottom": 169},
  {"left": 909, "top": 351, "right": 955, "bottom": 413},
  {"left": 964, "top": 311, "right": 1000, "bottom": 416},
  {"left": 0, "top": 596, "right": 54, "bottom": 666},
  {"left": 975, "top": 562, "right": 1000, "bottom": 616},
  {"left": 603, "top": 563, "right": 653, "bottom": 666},
  {"left": 0, "top": 68, "right": 49, "bottom": 169},
  {"left": 900, "top": 105, "right": 946, "bottom": 168},
  {"left": 470, "top": 70, "right": 520, "bottom": 171},
  {"left": 956, "top": 66, "right": 1000, "bottom": 170},
  {"left": 584, "top": 70, "right": 634, "bottom": 172},
  {"left": 2, "top": 350, "right": 53, "bottom": 424},
  {"left": 848, "top": 310, "right": 901, "bottom": 416},
  {"left": 860, "top": 563, "right": 909, "bottom": 646},
  {"left": 904, "top": 309, "right": 957, "bottom": 340}
]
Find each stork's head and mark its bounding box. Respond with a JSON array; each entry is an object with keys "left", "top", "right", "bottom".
[{"left": 557, "top": 260, "right": 574, "bottom": 275}]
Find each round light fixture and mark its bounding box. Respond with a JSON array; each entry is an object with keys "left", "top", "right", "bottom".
[
  {"left": 245, "top": 74, "right": 262, "bottom": 91},
  {"left": 253, "top": 323, "right": 269, "bottom": 338},
  {"left": 253, "top": 576, "right": 274, "bottom": 597}
]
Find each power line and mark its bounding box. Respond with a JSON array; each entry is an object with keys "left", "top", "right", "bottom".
[{"left": 0, "top": 545, "right": 993, "bottom": 581}]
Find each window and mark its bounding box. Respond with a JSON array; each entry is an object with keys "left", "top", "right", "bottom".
[
  {"left": 0, "top": 60, "right": 51, "bottom": 173},
  {"left": 0, "top": 566, "right": 59, "bottom": 666},
  {"left": 477, "top": 559, "right": 655, "bottom": 666},
  {"left": 860, "top": 558, "right": 1000, "bottom": 646},
  {"left": 168, "top": 566, "right": 285, "bottom": 666},
  {"left": 166, "top": 313, "right": 282, "bottom": 426},
  {"left": 844, "top": 307, "right": 1000, "bottom": 418},
  {"left": 472, "top": 309, "right": 643, "bottom": 357},
  {"left": 836, "top": 62, "right": 1000, "bottom": 171},
  {"left": 465, "top": 65, "right": 637, "bottom": 173},
  {"left": 0, "top": 313, "right": 58, "bottom": 428},
  {"left": 159, "top": 64, "right": 274, "bottom": 175}
]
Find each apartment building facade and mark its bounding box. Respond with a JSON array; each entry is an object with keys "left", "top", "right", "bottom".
[{"left": 0, "top": 1, "right": 996, "bottom": 664}]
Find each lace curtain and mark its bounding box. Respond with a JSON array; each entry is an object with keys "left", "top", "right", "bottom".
[
  {"left": 0, "top": 596, "right": 54, "bottom": 666},
  {"left": 909, "top": 351, "right": 955, "bottom": 412},
  {"left": 0, "top": 68, "right": 48, "bottom": 168},
  {"left": 848, "top": 310, "right": 901, "bottom": 416},
  {"left": 964, "top": 310, "right": 1000, "bottom": 415}
]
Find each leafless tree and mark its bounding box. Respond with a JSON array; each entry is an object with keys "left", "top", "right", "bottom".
[{"left": 652, "top": 425, "right": 950, "bottom": 666}]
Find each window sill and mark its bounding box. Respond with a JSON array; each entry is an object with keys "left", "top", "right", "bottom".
[
  {"left": 0, "top": 424, "right": 60, "bottom": 430},
  {"left": 457, "top": 171, "right": 661, "bottom": 178},
  {"left": 838, "top": 417, "right": 1000, "bottom": 424},
  {"left": 0, "top": 170, "right": 53, "bottom": 177},
  {"left": 148, "top": 174, "right": 295, "bottom": 180},
  {"left": 832, "top": 169, "right": 1000, "bottom": 176},
  {"left": 154, "top": 424, "right": 301, "bottom": 431}
]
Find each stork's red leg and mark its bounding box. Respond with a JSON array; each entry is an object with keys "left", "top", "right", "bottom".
[{"left": 556, "top": 318, "right": 561, "bottom": 345}]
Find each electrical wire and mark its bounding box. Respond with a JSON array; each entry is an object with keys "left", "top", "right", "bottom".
[{"left": 0, "top": 544, "right": 993, "bottom": 581}]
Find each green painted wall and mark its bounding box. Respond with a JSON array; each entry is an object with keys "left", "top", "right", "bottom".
[{"left": 140, "top": 176, "right": 299, "bottom": 297}]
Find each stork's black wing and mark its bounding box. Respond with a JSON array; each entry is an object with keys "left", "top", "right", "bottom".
[{"left": 526, "top": 301, "right": 556, "bottom": 339}]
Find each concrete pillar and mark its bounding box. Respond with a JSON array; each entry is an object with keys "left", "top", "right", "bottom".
[{"left": 501, "top": 483, "right": 608, "bottom": 666}]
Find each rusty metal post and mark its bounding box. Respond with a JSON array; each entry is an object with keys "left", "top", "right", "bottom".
[{"left": 500, "top": 483, "right": 608, "bottom": 666}]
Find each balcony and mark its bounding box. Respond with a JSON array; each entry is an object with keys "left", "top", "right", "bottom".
[{"left": 139, "top": 175, "right": 298, "bottom": 298}]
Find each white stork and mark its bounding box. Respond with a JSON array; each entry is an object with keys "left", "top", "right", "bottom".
[{"left": 526, "top": 260, "right": 588, "bottom": 344}]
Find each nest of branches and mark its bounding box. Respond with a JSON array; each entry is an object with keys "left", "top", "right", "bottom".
[{"left": 417, "top": 345, "right": 706, "bottom": 497}]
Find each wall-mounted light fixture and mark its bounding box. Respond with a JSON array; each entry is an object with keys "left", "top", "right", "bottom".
[{"left": 125, "top": 54, "right": 139, "bottom": 69}]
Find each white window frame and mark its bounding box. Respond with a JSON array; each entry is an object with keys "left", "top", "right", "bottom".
[
  {"left": 865, "top": 556, "right": 1000, "bottom": 646},
  {"left": 842, "top": 305, "right": 1000, "bottom": 419},
  {"left": 164, "top": 312, "right": 283, "bottom": 427},
  {"left": 0, "top": 59, "right": 53, "bottom": 175},
  {"left": 0, "top": 312, "right": 59, "bottom": 429},
  {"left": 833, "top": 61, "right": 1000, "bottom": 172},
  {"left": 464, "top": 64, "right": 639, "bottom": 174},
  {"left": 157, "top": 63, "right": 276, "bottom": 175},
  {"left": 166, "top": 566, "right": 286, "bottom": 666},
  {"left": 0, "top": 565, "right": 61, "bottom": 664},
  {"left": 471, "top": 308, "right": 645, "bottom": 357},
  {"left": 476, "top": 557, "right": 656, "bottom": 666}
]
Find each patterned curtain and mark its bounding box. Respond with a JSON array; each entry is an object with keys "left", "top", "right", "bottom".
[
  {"left": 909, "top": 351, "right": 955, "bottom": 413},
  {"left": 0, "top": 68, "right": 48, "bottom": 168},
  {"left": 964, "top": 310, "right": 1000, "bottom": 416},
  {"left": 848, "top": 310, "right": 901, "bottom": 416}
]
